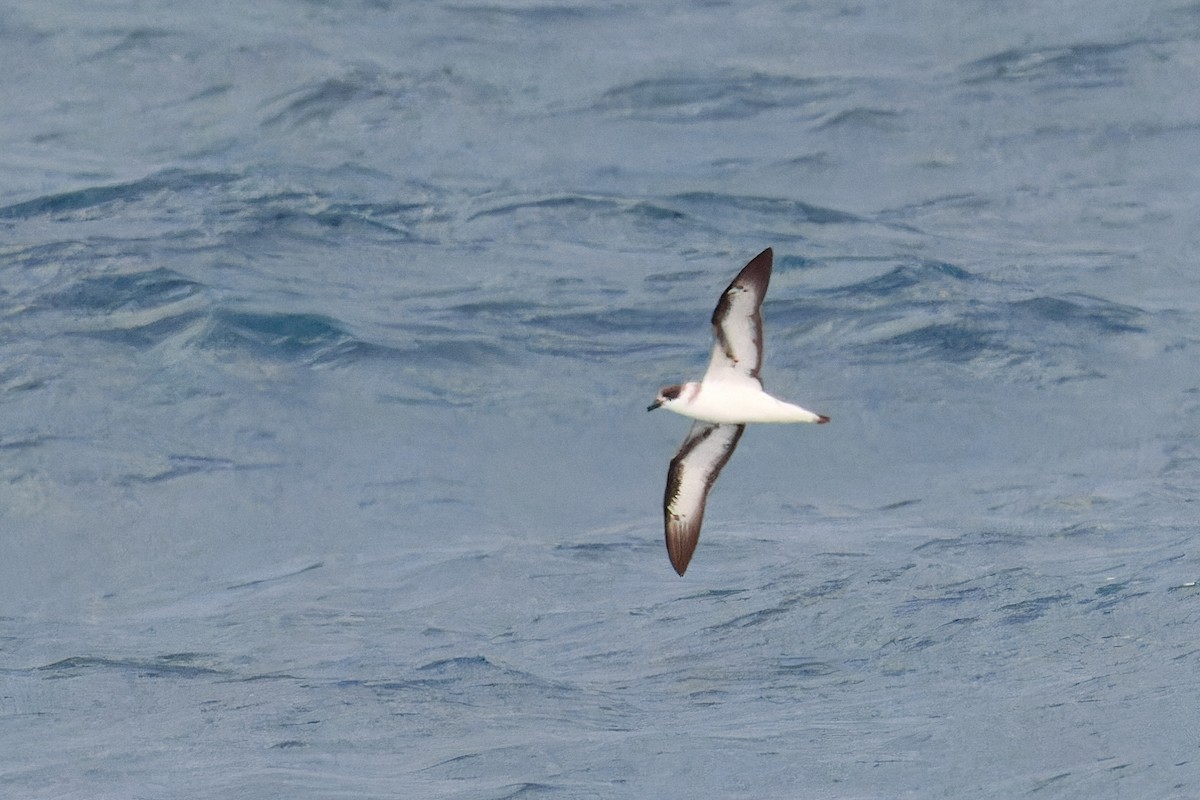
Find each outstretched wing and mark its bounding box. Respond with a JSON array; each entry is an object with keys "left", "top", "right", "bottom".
[
  {"left": 703, "top": 247, "right": 772, "bottom": 387},
  {"left": 663, "top": 421, "right": 746, "bottom": 576}
]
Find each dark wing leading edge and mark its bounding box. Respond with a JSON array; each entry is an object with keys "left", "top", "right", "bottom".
[
  {"left": 663, "top": 421, "right": 746, "bottom": 576},
  {"left": 703, "top": 247, "right": 772, "bottom": 386}
]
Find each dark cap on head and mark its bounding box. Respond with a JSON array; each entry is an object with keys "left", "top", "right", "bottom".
[{"left": 647, "top": 384, "right": 683, "bottom": 412}]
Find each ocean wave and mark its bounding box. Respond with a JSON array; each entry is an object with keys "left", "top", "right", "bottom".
[
  {"left": 460, "top": 189, "right": 862, "bottom": 248},
  {"left": 823, "top": 258, "right": 975, "bottom": 298},
  {"left": 460, "top": 193, "right": 695, "bottom": 246},
  {"left": 20, "top": 262, "right": 410, "bottom": 368},
  {"left": 0, "top": 170, "right": 233, "bottom": 221},
  {"left": 962, "top": 41, "right": 1141, "bottom": 89},
  {"left": 236, "top": 199, "right": 424, "bottom": 242},
  {"left": 837, "top": 292, "right": 1145, "bottom": 375},
  {"left": 260, "top": 65, "right": 503, "bottom": 129},
  {"left": 37, "top": 654, "right": 226, "bottom": 679},
  {"left": 594, "top": 70, "right": 846, "bottom": 121},
  {"left": 447, "top": 3, "right": 627, "bottom": 23},
  {"left": 43, "top": 266, "right": 205, "bottom": 316},
  {"left": 190, "top": 309, "right": 394, "bottom": 367},
  {"left": 1, "top": 168, "right": 436, "bottom": 250},
  {"left": 1009, "top": 293, "right": 1144, "bottom": 334},
  {"left": 32, "top": 266, "right": 209, "bottom": 345},
  {"left": 666, "top": 191, "right": 862, "bottom": 226},
  {"left": 816, "top": 107, "right": 904, "bottom": 132},
  {"left": 759, "top": 257, "right": 1149, "bottom": 380}
]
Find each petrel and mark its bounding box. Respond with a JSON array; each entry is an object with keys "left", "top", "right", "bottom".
[{"left": 648, "top": 248, "right": 829, "bottom": 575}]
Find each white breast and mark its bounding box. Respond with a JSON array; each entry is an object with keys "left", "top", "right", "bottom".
[{"left": 676, "top": 381, "right": 824, "bottom": 424}]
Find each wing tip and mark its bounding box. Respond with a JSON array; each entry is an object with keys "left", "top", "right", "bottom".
[
  {"left": 667, "top": 536, "right": 694, "bottom": 576},
  {"left": 741, "top": 247, "right": 773, "bottom": 282},
  {"left": 665, "top": 517, "right": 700, "bottom": 576}
]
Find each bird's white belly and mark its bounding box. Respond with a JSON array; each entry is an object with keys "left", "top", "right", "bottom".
[{"left": 675, "top": 381, "right": 823, "bottom": 424}]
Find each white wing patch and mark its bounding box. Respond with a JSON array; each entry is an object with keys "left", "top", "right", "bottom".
[
  {"left": 663, "top": 421, "right": 746, "bottom": 576},
  {"left": 703, "top": 247, "right": 771, "bottom": 386}
]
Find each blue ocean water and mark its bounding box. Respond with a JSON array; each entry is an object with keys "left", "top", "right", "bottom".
[{"left": 2, "top": 1, "right": 1199, "bottom": 797}]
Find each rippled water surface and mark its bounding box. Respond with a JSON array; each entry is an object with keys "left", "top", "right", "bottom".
[{"left": 2, "top": 2, "right": 1199, "bottom": 798}]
